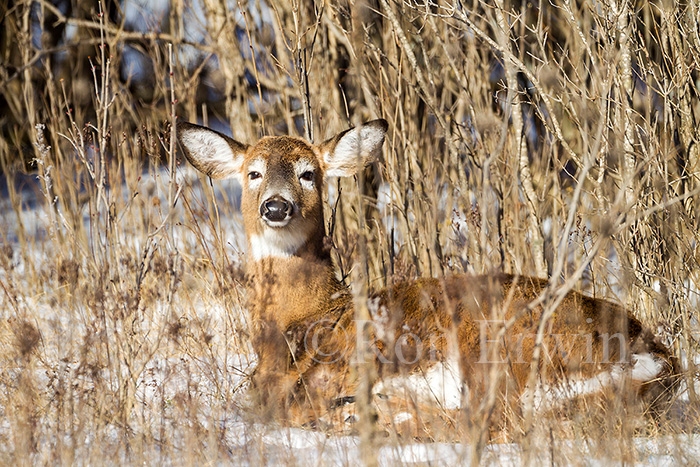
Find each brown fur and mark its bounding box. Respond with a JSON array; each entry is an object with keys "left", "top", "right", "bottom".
[
  {"left": 177, "top": 120, "right": 680, "bottom": 437},
  {"left": 247, "top": 269, "right": 679, "bottom": 429}
]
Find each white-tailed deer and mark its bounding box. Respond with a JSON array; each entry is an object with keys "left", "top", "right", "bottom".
[{"left": 178, "top": 119, "right": 679, "bottom": 437}]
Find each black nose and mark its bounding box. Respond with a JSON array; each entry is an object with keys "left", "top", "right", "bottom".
[{"left": 261, "top": 197, "right": 292, "bottom": 222}]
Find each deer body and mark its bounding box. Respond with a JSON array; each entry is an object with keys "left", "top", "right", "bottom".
[{"left": 178, "top": 120, "right": 678, "bottom": 435}]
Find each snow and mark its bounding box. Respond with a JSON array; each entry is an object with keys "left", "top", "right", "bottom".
[
  {"left": 209, "top": 429, "right": 700, "bottom": 466},
  {"left": 2, "top": 156, "right": 700, "bottom": 465}
]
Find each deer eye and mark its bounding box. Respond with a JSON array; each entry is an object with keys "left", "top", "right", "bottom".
[
  {"left": 248, "top": 171, "right": 262, "bottom": 180},
  {"left": 299, "top": 171, "right": 314, "bottom": 182}
]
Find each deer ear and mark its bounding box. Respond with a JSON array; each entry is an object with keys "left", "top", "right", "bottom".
[
  {"left": 318, "top": 119, "right": 388, "bottom": 178},
  {"left": 177, "top": 122, "right": 248, "bottom": 180}
]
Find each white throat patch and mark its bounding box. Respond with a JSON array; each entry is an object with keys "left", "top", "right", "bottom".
[{"left": 248, "top": 224, "right": 312, "bottom": 260}]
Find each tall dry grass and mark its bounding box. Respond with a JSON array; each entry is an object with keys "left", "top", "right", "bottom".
[{"left": 0, "top": 0, "right": 699, "bottom": 464}]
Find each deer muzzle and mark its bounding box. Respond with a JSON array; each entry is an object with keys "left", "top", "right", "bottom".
[{"left": 261, "top": 196, "right": 293, "bottom": 224}]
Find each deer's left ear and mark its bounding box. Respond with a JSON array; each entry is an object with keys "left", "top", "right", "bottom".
[{"left": 318, "top": 119, "right": 388, "bottom": 178}]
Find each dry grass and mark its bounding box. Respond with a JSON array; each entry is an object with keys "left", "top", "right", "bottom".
[{"left": 1, "top": 0, "right": 699, "bottom": 464}]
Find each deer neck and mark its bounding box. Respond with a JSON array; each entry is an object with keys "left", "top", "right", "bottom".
[{"left": 245, "top": 225, "right": 346, "bottom": 330}]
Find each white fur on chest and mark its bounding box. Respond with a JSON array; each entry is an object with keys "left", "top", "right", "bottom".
[{"left": 248, "top": 225, "right": 311, "bottom": 260}]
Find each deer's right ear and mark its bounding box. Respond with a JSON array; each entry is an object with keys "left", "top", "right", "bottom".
[{"left": 177, "top": 122, "right": 248, "bottom": 180}]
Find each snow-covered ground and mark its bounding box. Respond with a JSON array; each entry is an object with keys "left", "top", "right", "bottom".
[{"left": 2, "top": 166, "right": 699, "bottom": 465}]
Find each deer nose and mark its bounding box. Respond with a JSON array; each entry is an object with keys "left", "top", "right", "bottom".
[{"left": 261, "top": 196, "right": 292, "bottom": 222}]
